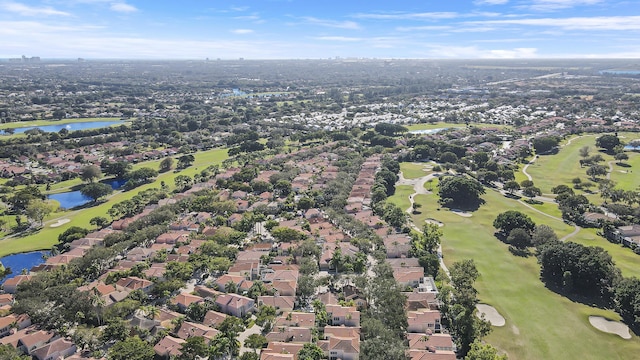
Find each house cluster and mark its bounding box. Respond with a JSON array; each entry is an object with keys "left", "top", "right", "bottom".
[
  {"left": 0, "top": 146, "right": 458, "bottom": 359},
  {"left": 0, "top": 143, "right": 179, "bottom": 182}
]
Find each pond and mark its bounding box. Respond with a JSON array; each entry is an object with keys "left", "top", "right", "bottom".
[
  {"left": 103, "top": 178, "right": 127, "bottom": 190},
  {"left": 0, "top": 251, "right": 49, "bottom": 284},
  {"left": 48, "top": 178, "right": 125, "bottom": 209},
  {"left": 48, "top": 190, "right": 92, "bottom": 209},
  {"left": 0, "top": 120, "right": 122, "bottom": 134}
]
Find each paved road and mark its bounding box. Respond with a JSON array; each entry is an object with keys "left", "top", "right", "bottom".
[{"left": 398, "top": 164, "right": 450, "bottom": 278}]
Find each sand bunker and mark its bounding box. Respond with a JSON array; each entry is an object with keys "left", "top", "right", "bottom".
[
  {"left": 425, "top": 219, "right": 444, "bottom": 227},
  {"left": 476, "top": 304, "right": 506, "bottom": 327},
  {"left": 451, "top": 209, "right": 472, "bottom": 217},
  {"left": 50, "top": 219, "right": 70, "bottom": 228},
  {"left": 588, "top": 316, "right": 631, "bottom": 339}
]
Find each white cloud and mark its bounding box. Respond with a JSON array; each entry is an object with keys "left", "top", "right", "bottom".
[
  {"left": 1, "top": 1, "right": 70, "bottom": 16},
  {"left": 472, "top": 16, "right": 640, "bottom": 30},
  {"left": 353, "top": 12, "right": 459, "bottom": 20},
  {"left": 526, "top": 0, "right": 603, "bottom": 11},
  {"left": 231, "top": 29, "right": 254, "bottom": 34},
  {"left": 110, "top": 2, "right": 137, "bottom": 13},
  {"left": 302, "top": 17, "right": 360, "bottom": 30},
  {"left": 474, "top": 0, "right": 509, "bottom": 4}
]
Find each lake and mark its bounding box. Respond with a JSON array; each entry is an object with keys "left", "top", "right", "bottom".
[
  {"left": 48, "top": 190, "right": 92, "bottom": 209},
  {"left": 0, "top": 251, "right": 48, "bottom": 284},
  {"left": 0, "top": 120, "right": 122, "bottom": 134},
  {"left": 48, "top": 178, "right": 125, "bottom": 209}
]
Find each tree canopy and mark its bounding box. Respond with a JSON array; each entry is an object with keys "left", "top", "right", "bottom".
[
  {"left": 493, "top": 210, "right": 535, "bottom": 235},
  {"left": 438, "top": 176, "right": 485, "bottom": 208}
]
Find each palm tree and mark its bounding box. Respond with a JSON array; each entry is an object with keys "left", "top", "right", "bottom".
[
  {"left": 209, "top": 334, "right": 231, "bottom": 360},
  {"left": 141, "top": 305, "right": 159, "bottom": 320}
]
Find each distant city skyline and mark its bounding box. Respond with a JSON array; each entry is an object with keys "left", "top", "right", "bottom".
[{"left": 1, "top": 0, "right": 639, "bottom": 59}]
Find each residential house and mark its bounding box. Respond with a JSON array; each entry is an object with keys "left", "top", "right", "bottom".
[
  {"left": 393, "top": 267, "right": 425, "bottom": 288},
  {"left": 407, "top": 310, "right": 442, "bottom": 334},
  {"left": 203, "top": 310, "right": 228, "bottom": 328},
  {"left": 257, "top": 296, "right": 296, "bottom": 312},
  {"left": 171, "top": 293, "right": 204, "bottom": 311},
  {"left": 176, "top": 321, "right": 220, "bottom": 341},
  {"left": 274, "top": 312, "right": 316, "bottom": 329},
  {"left": 154, "top": 335, "right": 185, "bottom": 358},
  {"left": 17, "top": 330, "right": 55, "bottom": 355},
  {"left": 266, "top": 327, "right": 312, "bottom": 343},
  {"left": 2, "top": 275, "right": 33, "bottom": 294},
  {"left": 326, "top": 305, "right": 360, "bottom": 327},
  {"left": 261, "top": 342, "right": 304, "bottom": 360},
  {"left": 324, "top": 335, "right": 360, "bottom": 360},
  {"left": 31, "top": 338, "right": 76, "bottom": 360},
  {"left": 115, "top": 276, "right": 154, "bottom": 293},
  {"left": 215, "top": 293, "right": 255, "bottom": 317}
]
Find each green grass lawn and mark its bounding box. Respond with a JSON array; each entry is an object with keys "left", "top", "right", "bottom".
[
  {"left": 385, "top": 185, "right": 414, "bottom": 213},
  {"left": 0, "top": 148, "right": 229, "bottom": 257},
  {"left": 0, "top": 117, "right": 123, "bottom": 130},
  {"left": 397, "top": 189, "right": 640, "bottom": 360},
  {"left": 400, "top": 162, "right": 431, "bottom": 179},
  {"left": 526, "top": 133, "right": 640, "bottom": 195}
]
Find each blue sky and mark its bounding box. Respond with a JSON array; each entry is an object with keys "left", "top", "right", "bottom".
[{"left": 1, "top": 0, "right": 639, "bottom": 59}]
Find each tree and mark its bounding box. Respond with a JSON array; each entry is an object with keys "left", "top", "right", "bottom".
[
  {"left": 614, "top": 277, "right": 640, "bottom": 330},
  {"left": 58, "top": 226, "right": 90, "bottom": 244},
  {"left": 0, "top": 344, "right": 30, "bottom": 360},
  {"left": 532, "top": 136, "right": 559, "bottom": 154},
  {"left": 551, "top": 184, "right": 573, "bottom": 196},
  {"left": 586, "top": 164, "right": 607, "bottom": 181},
  {"left": 103, "top": 161, "right": 131, "bottom": 178},
  {"left": 507, "top": 228, "right": 532, "bottom": 249},
  {"left": 25, "top": 199, "right": 55, "bottom": 225},
  {"left": 538, "top": 241, "right": 620, "bottom": 297},
  {"left": 438, "top": 176, "right": 485, "bottom": 208},
  {"left": 80, "top": 165, "right": 102, "bottom": 183},
  {"left": 579, "top": 146, "right": 590, "bottom": 158},
  {"left": 522, "top": 186, "right": 541, "bottom": 201},
  {"left": 411, "top": 223, "right": 442, "bottom": 256},
  {"left": 174, "top": 175, "right": 193, "bottom": 191},
  {"left": 101, "top": 318, "right": 129, "bottom": 343},
  {"left": 298, "top": 343, "right": 325, "bottom": 360},
  {"left": 446, "top": 260, "right": 491, "bottom": 357},
  {"left": 81, "top": 183, "right": 114, "bottom": 203},
  {"left": 8, "top": 186, "right": 44, "bottom": 212},
  {"left": 178, "top": 336, "right": 208, "bottom": 360},
  {"left": 493, "top": 210, "right": 535, "bottom": 235},
  {"left": 532, "top": 224, "right": 558, "bottom": 247},
  {"left": 90, "top": 216, "right": 109, "bottom": 229},
  {"left": 615, "top": 152, "right": 629, "bottom": 163},
  {"left": 503, "top": 180, "right": 520, "bottom": 194},
  {"left": 440, "top": 151, "right": 459, "bottom": 164},
  {"left": 107, "top": 336, "right": 155, "bottom": 360},
  {"left": 596, "top": 134, "right": 621, "bottom": 152},
  {"left": 465, "top": 340, "right": 507, "bottom": 360},
  {"left": 159, "top": 157, "right": 174, "bottom": 172},
  {"left": 177, "top": 154, "right": 195, "bottom": 169},
  {"left": 244, "top": 333, "right": 267, "bottom": 353}
]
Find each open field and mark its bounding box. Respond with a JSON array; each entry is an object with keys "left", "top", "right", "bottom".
[
  {"left": 0, "top": 117, "right": 124, "bottom": 130},
  {"left": 400, "top": 162, "right": 431, "bottom": 179},
  {"left": 526, "top": 133, "right": 640, "bottom": 195},
  {"left": 389, "top": 188, "right": 640, "bottom": 360},
  {"left": 0, "top": 148, "right": 228, "bottom": 257}
]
